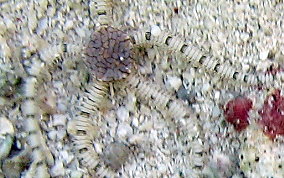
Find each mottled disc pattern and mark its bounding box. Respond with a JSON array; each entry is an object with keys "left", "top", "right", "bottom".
[{"left": 85, "top": 26, "right": 133, "bottom": 81}]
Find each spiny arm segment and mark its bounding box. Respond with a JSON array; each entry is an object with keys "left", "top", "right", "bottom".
[
  {"left": 92, "top": 0, "right": 113, "bottom": 26},
  {"left": 125, "top": 74, "right": 189, "bottom": 119},
  {"left": 132, "top": 29, "right": 283, "bottom": 89}
]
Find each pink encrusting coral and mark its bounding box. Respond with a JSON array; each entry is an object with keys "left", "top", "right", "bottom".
[
  {"left": 258, "top": 89, "right": 284, "bottom": 140},
  {"left": 224, "top": 96, "right": 253, "bottom": 132}
]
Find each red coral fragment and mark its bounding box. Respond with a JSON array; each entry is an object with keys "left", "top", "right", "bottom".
[
  {"left": 224, "top": 97, "right": 253, "bottom": 132},
  {"left": 258, "top": 89, "right": 284, "bottom": 140}
]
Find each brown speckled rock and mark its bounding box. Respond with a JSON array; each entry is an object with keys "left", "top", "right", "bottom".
[{"left": 102, "top": 142, "right": 131, "bottom": 170}]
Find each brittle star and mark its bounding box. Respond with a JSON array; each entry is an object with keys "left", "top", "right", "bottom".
[{"left": 66, "top": 0, "right": 284, "bottom": 177}]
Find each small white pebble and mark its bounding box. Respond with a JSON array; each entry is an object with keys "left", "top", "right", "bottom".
[
  {"left": 93, "top": 142, "right": 103, "bottom": 154},
  {"left": 151, "top": 25, "right": 161, "bottom": 36},
  {"left": 47, "top": 130, "right": 57, "bottom": 141},
  {"left": 57, "top": 102, "right": 67, "bottom": 112},
  {"left": 53, "top": 81, "right": 64, "bottom": 90},
  {"left": 182, "top": 70, "right": 195, "bottom": 84},
  {"left": 65, "top": 20, "right": 74, "bottom": 30},
  {"left": 211, "top": 106, "right": 221, "bottom": 118},
  {"left": 158, "top": 164, "right": 167, "bottom": 173},
  {"left": 126, "top": 92, "right": 137, "bottom": 112},
  {"left": 202, "top": 82, "right": 211, "bottom": 92},
  {"left": 240, "top": 63, "right": 249, "bottom": 73},
  {"left": 214, "top": 91, "right": 220, "bottom": 100},
  {"left": 0, "top": 116, "right": 14, "bottom": 136},
  {"left": 116, "top": 107, "right": 129, "bottom": 121},
  {"left": 27, "top": 10, "right": 37, "bottom": 31},
  {"left": 50, "top": 160, "right": 65, "bottom": 177},
  {"left": 46, "top": 6, "right": 56, "bottom": 17},
  {"left": 4, "top": 17, "right": 16, "bottom": 31},
  {"left": 53, "top": 114, "right": 67, "bottom": 126},
  {"left": 210, "top": 135, "right": 218, "bottom": 145},
  {"left": 56, "top": 129, "right": 66, "bottom": 141},
  {"left": 36, "top": 17, "right": 48, "bottom": 35},
  {"left": 166, "top": 76, "right": 182, "bottom": 91},
  {"left": 240, "top": 32, "right": 250, "bottom": 42},
  {"left": 116, "top": 123, "right": 133, "bottom": 138},
  {"left": 109, "top": 125, "right": 117, "bottom": 137},
  {"left": 131, "top": 117, "right": 139, "bottom": 128},
  {"left": 259, "top": 50, "right": 269, "bottom": 60}
]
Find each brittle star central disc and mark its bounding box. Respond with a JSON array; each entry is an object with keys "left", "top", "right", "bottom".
[{"left": 85, "top": 26, "right": 133, "bottom": 82}]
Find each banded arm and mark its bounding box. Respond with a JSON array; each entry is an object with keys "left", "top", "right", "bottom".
[
  {"left": 125, "top": 73, "right": 190, "bottom": 119},
  {"left": 132, "top": 29, "right": 283, "bottom": 89}
]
